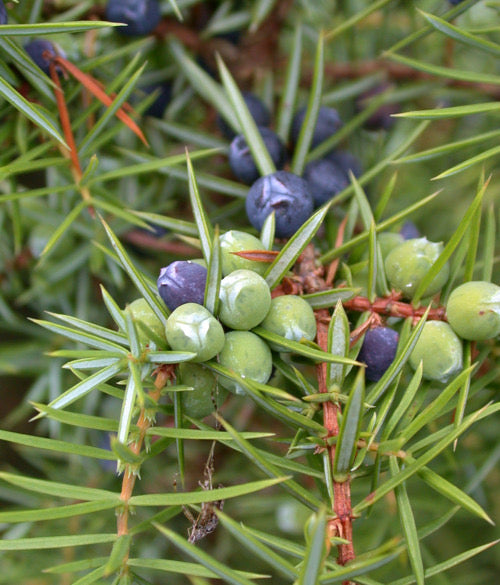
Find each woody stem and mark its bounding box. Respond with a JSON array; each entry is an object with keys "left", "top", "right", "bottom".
[{"left": 315, "top": 309, "right": 355, "bottom": 567}]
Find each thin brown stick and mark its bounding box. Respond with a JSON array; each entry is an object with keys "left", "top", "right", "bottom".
[
  {"left": 116, "top": 364, "right": 173, "bottom": 573},
  {"left": 343, "top": 294, "right": 447, "bottom": 322},
  {"left": 53, "top": 56, "right": 149, "bottom": 146},
  {"left": 318, "top": 59, "right": 500, "bottom": 99},
  {"left": 49, "top": 60, "right": 95, "bottom": 218},
  {"left": 123, "top": 229, "right": 201, "bottom": 256},
  {"left": 315, "top": 309, "right": 355, "bottom": 567},
  {"left": 49, "top": 61, "right": 81, "bottom": 175},
  {"left": 326, "top": 215, "right": 349, "bottom": 286}
]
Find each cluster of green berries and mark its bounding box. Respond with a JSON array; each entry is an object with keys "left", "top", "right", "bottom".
[
  {"left": 126, "top": 230, "right": 317, "bottom": 417},
  {"left": 363, "top": 233, "right": 500, "bottom": 383},
  {"left": 409, "top": 280, "right": 500, "bottom": 382},
  {"left": 125, "top": 223, "right": 499, "bottom": 415}
]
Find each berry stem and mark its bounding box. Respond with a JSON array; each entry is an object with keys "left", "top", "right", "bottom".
[
  {"left": 116, "top": 365, "right": 173, "bottom": 573},
  {"left": 343, "top": 294, "right": 446, "bottom": 322},
  {"left": 315, "top": 308, "right": 356, "bottom": 568},
  {"left": 49, "top": 60, "right": 95, "bottom": 218}
]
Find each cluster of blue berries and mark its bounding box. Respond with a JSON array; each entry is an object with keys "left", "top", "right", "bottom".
[{"left": 223, "top": 92, "right": 362, "bottom": 239}]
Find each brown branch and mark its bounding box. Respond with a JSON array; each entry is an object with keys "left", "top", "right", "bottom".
[
  {"left": 326, "top": 216, "right": 349, "bottom": 287},
  {"left": 116, "top": 365, "right": 174, "bottom": 575},
  {"left": 315, "top": 308, "right": 355, "bottom": 567},
  {"left": 49, "top": 60, "right": 95, "bottom": 218},
  {"left": 123, "top": 229, "right": 200, "bottom": 256},
  {"left": 53, "top": 56, "right": 149, "bottom": 147},
  {"left": 343, "top": 294, "right": 447, "bottom": 322},
  {"left": 49, "top": 61, "right": 81, "bottom": 176},
  {"left": 317, "top": 59, "right": 500, "bottom": 100}
]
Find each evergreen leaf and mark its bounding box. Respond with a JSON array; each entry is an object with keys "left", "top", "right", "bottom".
[
  {"left": 419, "top": 10, "right": 500, "bottom": 56},
  {"left": 186, "top": 150, "right": 214, "bottom": 264},
  {"left": 0, "top": 533, "right": 116, "bottom": 551},
  {"left": 333, "top": 368, "right": 365, "bottom": 477},
  {"left": 264, "top": 201, "right": 332, "bottom": 289},
  {"left": 276, "top": 24, "right": 302, "bottom": 141},
  {"left": 0, "top": 76, "right": 65, "bottom": 145},
  {"left": 217, "top": 54, "right": 276, "bottom": 176},
  {"left": 100, "top": 217, "right": 169, "bottom": 325},
  {"left": 0, "top": 500, "right": 117, "bottom": 524},
  {"left": 298, "top": 508, "right": 327, "bottom": 585},
  {"left": 214, "top": 413, "right": 323, "bottom": 509},
  {"left": 291, "top": 32, "right": 324, "bottom": 175},
  {"left": 0, "top": 471, "right": 119, "bottom": 501},
  {"left": 216, "top": 509, "right": 298, "bottom": 579},
  {"left": 130, "top": 477, "right": 288, "bottom": 506},
  {"left": 154, "top": 524, "right": 259, "bottom": 585},
  {"left": 390, "top": 457, "right": 424, "bottom": 585}
]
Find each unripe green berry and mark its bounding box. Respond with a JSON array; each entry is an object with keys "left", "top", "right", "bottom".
[
  {"left": 218, "top": 331, "right": 273, "bottom": 394},
  {"left": 165, "top": 303, "right": 225, "bottom": 362},
  {"left": 125, "top": 298, "right": 166, "bottom": 344},
  {"left": 385, "top": 237, "right": 449, "bottom": 299},
  {"left": 378, "top": 232, "right": 404, "bottom": 258},
  {"left": 446, "top": 281, "right": 500, "bottom": 341},
  {"left": 218, "top": 269, "right": 271, "bottom": 330},
  {"left": 353, "top": 233, "right": 404, "bottom": 298},
  {"left": 409, "top": 321, "right": 463, "bottom": 382},
  {"left": 219, "top": 230, "right": 268, "bottom": 276},
  {"left": 260, "top": 295, "right": 317, "bottom": 351},
  {"left": 178, "top": 363, "right": 227, "bottom": 418}
]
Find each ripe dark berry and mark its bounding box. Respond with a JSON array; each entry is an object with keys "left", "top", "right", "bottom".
[
  {"left": 106, "top": 0, "right": 161, "bottom": 36},
  {"left": 217, "top": 92, "right": 271, "bottom": 140},
  {"left": 357, "top": 327, "right": 399, "bottom": 382},
  {"left": 303, "top": 158, "right": 349, "bottom": 206},
  {"left": 290, "top": 106, "right": 342, "bottom": 149},
  {"left": 246, "top": 171, "right": 313, "bottom": 238},
  {"left": 0, "top": 1, "right": 7, "bottom": 25},
  {"left": 25, "top": 40, "right": 64, "bottom": 76},
  {"left": 157, "top": 261, "right": 207, "bottom": 311},
  {"left": 229, "top": 127, "right": 286, "bottom": 185},
  {"left": 326, "top": 150, "right": 362, "bottom": 179},
  {"left": 142, "top": 222, "right": 167, "bottom": 238},
  {"left": 141, "top": 82, "right": 172, "bottom": 118},
  {"left": 399, "top": 221, "right": 420, "bottom": 240}
]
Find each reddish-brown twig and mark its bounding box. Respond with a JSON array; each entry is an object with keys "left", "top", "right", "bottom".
[
  {"left": 343, "top": 294, "right": 447, "bottom": 323},
  {"left": 52, "top": 55, "right": 148, "bottom": 147},
  {"left": 49, "top": 60, "right": 95, "bottom": 218},
  {"left": 315, "top": 309, "right": 356, "bottom": 566},
  {"left": 116, "top": 365, "right": 174, "bottom": 578}
]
